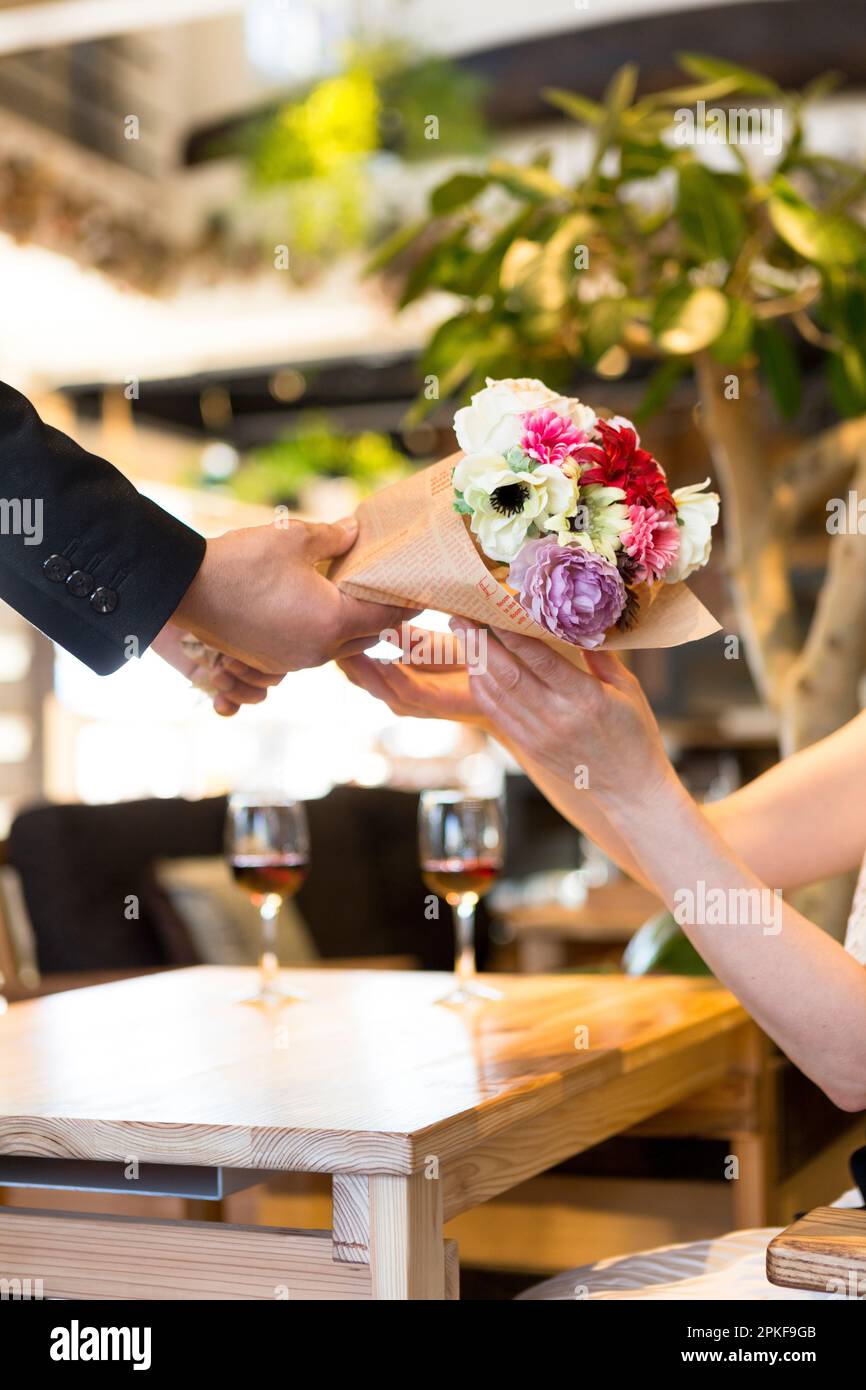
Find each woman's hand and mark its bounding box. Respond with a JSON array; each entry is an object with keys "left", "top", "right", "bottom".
[
  {"left": 339, "top": 626, "right": 486, "bottom": 726},
  {"left": 452, "top": 619, "right": 675, "bottom": 807}
]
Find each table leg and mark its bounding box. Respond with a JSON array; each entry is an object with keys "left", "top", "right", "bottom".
[
  {"left": 369, "top": 1173, "right": 445, "bottom": 1300},
  {"left": 730, "top": 1027, "right": 775, "bottom": 1228},
  {"left": 333, "top": 1174, "right": 370, "bottom": 1264}
]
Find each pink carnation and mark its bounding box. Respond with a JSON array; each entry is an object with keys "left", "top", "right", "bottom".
[
  {"left": 621, "top": 504, "right": 680, "bottom": 583},
  {"left": 520, "top": 408, "right": 589, "bottom": 468}
]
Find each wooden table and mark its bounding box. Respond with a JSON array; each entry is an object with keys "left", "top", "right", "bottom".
[
  {"left": 0, "top": 966, "right": 750, "bottom": 1300},
  {"left": 767, "top": 1207, "right": 866, "bottom": 1296}
]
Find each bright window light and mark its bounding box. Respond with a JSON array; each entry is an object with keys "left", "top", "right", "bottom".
[
  {"left": 0, "top": 715, "right": 32, "bottom": 763},
  {"left": 0, "top": 632, "right": 32, "bottom": 682},
  {"left": 244, "top": 0, "right": 348, "bottom": 83}
]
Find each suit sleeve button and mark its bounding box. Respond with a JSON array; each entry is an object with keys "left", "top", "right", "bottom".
[
  {"left": 43, "top": 554, "right": 72, "bottom": 583},
  {"left": 66, "top": 570, "right": 94, "bottom": 598},
  {"left": 90, "top": 586, "right": 118, "bottom": 614}
]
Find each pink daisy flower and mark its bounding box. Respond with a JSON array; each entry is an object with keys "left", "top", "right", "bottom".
[
  {"left": 621, "top": 504, "right": 680, "bottom": 583},
  {"left": 520, "top": 407, "right": 590, "bottom": 469}
]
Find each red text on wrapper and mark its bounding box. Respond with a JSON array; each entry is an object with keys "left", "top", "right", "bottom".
[{"left": 496, "top": 593, "right": 530, "bottom": 625}]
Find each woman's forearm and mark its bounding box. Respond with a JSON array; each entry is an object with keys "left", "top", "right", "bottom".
[
  {"left": 458, "top": 628, "right": 866, "bottom": 1111},
  {"left": 497, "top": 735, "right": 656, "bottom": 889},
  {"left": 504, "top": 725, "right": 866, "bottom": 898},
  {"left": 600, "top": 773, "right": 866, "bottom": 1111},
  {"left": 704, "top": 713, "right": 866, "bottom": 890}
]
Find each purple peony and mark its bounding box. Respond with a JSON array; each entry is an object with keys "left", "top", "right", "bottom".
[{"left": 509, "top": 539, "right": 627, "bottom": 649}]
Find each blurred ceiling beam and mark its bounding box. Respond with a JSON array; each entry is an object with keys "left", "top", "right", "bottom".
[{"left": 0, "top": 0, "right": 246, "bottom": 56}]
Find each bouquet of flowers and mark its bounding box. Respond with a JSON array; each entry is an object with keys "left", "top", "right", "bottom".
[
  {"left": 451, "top": 377, "right": 719, "bottom": 650},
  {"left": 310, "top": 375, "right": 721, "bottom": 665}
]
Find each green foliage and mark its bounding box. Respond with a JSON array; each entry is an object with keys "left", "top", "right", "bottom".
[
  {"left": 253, "top": 68, "right": 381, "bottom": 185},
  {"left": 246, "top": 46, "right": 488, "bottom": 259},
  {"left": 621, "top": 910, "right": 712, "bottom": 977},
  {"left": 228, "top": 421, "right": 408, "bottom": 506},
  {"left": 368, "top": 53, "right": 866, "bottom": 420},
  {"left": 379, "top": 56, "right": 488, "bottom": 160}
]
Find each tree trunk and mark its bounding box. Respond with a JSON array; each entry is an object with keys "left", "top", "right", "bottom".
[
  {"left": 774, "top": 415, "right": 866, "bottom": 531},
  {"left": 696, "top": 354, "right": 866, "bottom": 939},
  {"left": 778, "top": 450, "right": 866, "bottom": 936},
  {"left": 695, "top": 354, "right": 800, "bottom": 709},
  {"left": 779, "top": 449, "right": 866, "bottom": 752}
]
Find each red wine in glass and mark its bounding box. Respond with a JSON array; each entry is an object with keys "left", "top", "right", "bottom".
[
  {"left": 231, "top": 855, "right": 308, "bottom": 902},
  {"left": 418, "top": 791, "right": 505, "bottom": 1004},
  {"left": 421, "top": 857, "right": 500, "bottom": 903},
  {"left": 225, "top": 795, "right": 310, "bottom": 1006}
]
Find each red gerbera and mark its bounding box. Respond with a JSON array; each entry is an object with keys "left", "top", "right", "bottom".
[{"left": 579, "top": 420, "right": 675, "bottom": 514}]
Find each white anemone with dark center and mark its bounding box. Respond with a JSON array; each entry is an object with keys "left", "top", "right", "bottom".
[{"left": 452, "top": 450, "right": 578, "bottom": 564}]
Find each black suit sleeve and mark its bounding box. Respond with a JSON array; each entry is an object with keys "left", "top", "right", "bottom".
[{"left": 0, "top": 381, "right": 206, "bottom": 675}]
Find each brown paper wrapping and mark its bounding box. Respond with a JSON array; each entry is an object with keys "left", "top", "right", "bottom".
[{"left": 329, "top": 457, "right": 720, "bottom": 665}]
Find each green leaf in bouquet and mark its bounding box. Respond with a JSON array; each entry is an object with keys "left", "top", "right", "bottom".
[
  {"left": 677, "top": 163, "right": 746, "bottom": 263},
  {"left": 505, "top": 447, "right": 537, "bottom": 472},
  {"left": 652, "top": 284, "right": 730, "bottom": 354},
  {"left": 452, "top": 491, "right": 473, "bottom": 515},
  {"left": 769, "top": 179, "right": 866, "bottom": 267},
  {"left": 430, "top": 171, "right": 488, "bottom": 215},
  {"left": 621, "top": 910, "right": 712, "bottom": 977},
  {"left": 676, "top": 52, "right": 782, "bottom": 96},
  {"left": 756, "top": 322, "right": 802, "bottom": 419}
]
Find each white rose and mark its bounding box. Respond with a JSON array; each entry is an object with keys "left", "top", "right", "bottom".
[
  {"left": 454, "top": 450, "right": 578, "bottom": 563},
  {"left": 454, "top": 377, "right": 596, "bottom": 455},
  {"left": 664, "top": 478, "right": 720, "bottom": 582}
]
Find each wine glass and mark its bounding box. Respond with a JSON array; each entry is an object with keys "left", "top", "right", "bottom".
[
  {"left": 419, "top": 790, "right": 505, "bottom": 1005},
  {"left": 225, "top": 793, "right": 310, "bottom": 1006}
]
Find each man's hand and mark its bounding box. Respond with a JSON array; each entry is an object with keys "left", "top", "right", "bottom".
[
  {"left": 172, "top": 516, "right": 413, "bottom": 676},
  {"left": 151, "top": 623, "right": 283, "bottom": 717}
]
